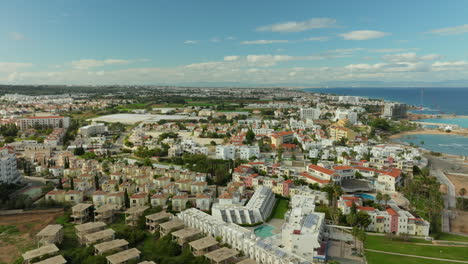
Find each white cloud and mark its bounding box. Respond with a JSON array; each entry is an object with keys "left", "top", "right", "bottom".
[
  {"left": 340, "top": 30, "right": 390, "bottom": 40},
  {"left": 0, "top": 62, "right": 32, "bottom": 72},
  {"left": 225, "top": 36, "right": 236, "bottom": 40},
  {"left": 432, "top": 61, "right": 468, "bottom": 71},
  {"left": 428, "top": 24, "right": 468, "bottom": 36},
  {"left": 224, "top": 56, "right": 239, "bottom": 61},
  {"left": 9, "top": 32, "right": 25, "bottom": 41},
  {"left": 71, "top": 59, "right": 137, "bottom": 70},
  {"left": 256, "top": 18, "right": 336, "bottom": 32},
  {"left": 382, "top": 53, "right": 441, "bottom": 63},
  {"left": 241, "top": 40, "right": 289, "bottom": 45},
  {"left": 304, "top": 36, "right": 329, "bottom": 42},
  {"left": 210, "top": 37, "right": 221, "bottom": 43},
  {"left": 184, "top": 40, "right": 198, "bottom": 44},
  {"left": 371, "top": 48, "right": 411, "bottom": 53}
]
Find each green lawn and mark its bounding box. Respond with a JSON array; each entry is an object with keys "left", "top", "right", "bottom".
[
  {"left": 365, "top": 235, "right": 468, "bottom": 261},
  {"left": 366, "top": 251, "right": 459, "bottom": 264},
  {"left": 271, "top": 199, "right": 289, "bottom": 219},
  {"left": 438, "top": 233, "right": 468, "bottom": 242}
]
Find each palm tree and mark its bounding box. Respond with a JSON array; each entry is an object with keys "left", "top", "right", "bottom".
[
  {"left": 351, "top": 226, "right": 360, "bottom": 250},
  {"left": 357, "top": 228, "right": 367, "bottom": 253},
  {"left": 376, "top": 192, "right": 383, "bottom": 203},
  {"left": 459, "top": 188, "right": 467, "bottom": 209},
  {"left": 383, "top": 193, "right": 391, "bottom": 206}
]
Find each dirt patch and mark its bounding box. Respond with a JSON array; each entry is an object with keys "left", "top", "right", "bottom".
[
  {"left": 0, "top": 210, "right": 63, "bottom": 263},
  {"left": 452, "top": 210, "right": 468, "bottom": 234},
  {"left": 446, "top": 174, "right": 468, "bottom": 196}
]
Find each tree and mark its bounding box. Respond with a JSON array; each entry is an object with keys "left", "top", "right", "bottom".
[
  {"left": 94, "top": 174, "right": 100, "bottom": 190},
  {"left": 57, "top": 178, "right": 63, "bottom": 190},
  {"left": 357, "top": 228, "right": 367, "bottom": 253},
  {"left": 459, "top": 188, "right": 467, "bottom": 209},
  {"left": 351, "top": 226, "right": 360, "bottom": 250},
  {"left": 376, "top": 192, "right": 383, "bottom": 203},
  {"left": 124, "top": 189, "right": 130, "bottom": 208},
  {"left": 383, "top": 193, "right": 391, "bottom": 206},
  {"left": 347, "top": 213, "right": 357, "bottom": 227},
  {"left": 70, "top": 178, "right": 74, "bottom": 190},
  {"left": 356, "top": 211, "right": 371, "bottom": 229},
  {"left": 245, "top": 129, "right": 255, "bottom": 143}
]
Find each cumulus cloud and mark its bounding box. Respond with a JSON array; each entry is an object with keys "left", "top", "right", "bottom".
[
  {"left": 428, "top": 24, "right": 468, "bottom": 35},
  {"left": 184, "top": 40, "right": 198, "bottom": 44},
  {"left": 432, "top": 61, "right": 468, "bottom": 71},
  {"left": 224, "top": 56, "right": 239, "bottom": 61},
  {"left": 0, "top": 62, "right": 33, "bottom": 72},
  {"left": 340, "top": 30, "right": 390, "bottom": 40},
  {"left": 71, "top": 59, "right": 143, "bottom": 70},
  {"left": 371, "top": 48, "right": 412, "bottom": 53},
  {"left": 256, "top": 18, "right": 336, "bottom": 32},
  {"left": 241, "top": 40, "right": 289, "bottom": 45},
  {"left": 304, "top": 36, "right": 329, "bottom": 42},
  {"left": 382, "top": 53, "right": 441, "bottom": 63}
]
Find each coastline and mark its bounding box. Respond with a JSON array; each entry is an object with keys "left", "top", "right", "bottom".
[{"left": 389, "top": 129, "right": 468, "bottom": 139}]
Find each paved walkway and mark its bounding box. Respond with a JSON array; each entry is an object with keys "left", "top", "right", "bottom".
[{"left": 365, "top": 249, "right": 468, "bottom": 263}]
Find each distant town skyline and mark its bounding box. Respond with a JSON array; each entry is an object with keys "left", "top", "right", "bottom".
[{"left": 2, "top": 0, "right": 468, "bottom": 86}]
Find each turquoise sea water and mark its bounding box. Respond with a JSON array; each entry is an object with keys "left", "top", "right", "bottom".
[
  {"left": 254, "top": 225, "right": 276, "bottom": 238},
  {"left": 303, "top": 88, "right": 468, "bottom": 115},
  {"left": 417, "top": 118, "right": 468, "bottom": 128},
  {"left": 393, "top": 134, "right": 468, "bottom": 156}
]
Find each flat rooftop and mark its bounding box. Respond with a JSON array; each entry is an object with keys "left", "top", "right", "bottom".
[
  {"left": 34, "top": 255, "right": 67, "bottom": 264},
  {"left": 36, "top": 224, "right": 63, "bottom": 237},
  {"left": 189, "top": 236, "right": 218, "bottom": 251},
  {"left": 236, "top": 259, "right": 257, "bottom": 264},
  {"left": 95, "top": 204, "right": 117, "bottom": 213},
  {"left": 94, "top": 239, "right": 129, "bottom": 253},
  {"left": 159, "top": 219, "right": 184, "bottom": 230},
  {"left": 171, "top": 227, "right": 201, "bottom": 239},
  {"left": 106, "top": 248, "right": 141, "bottom": 263},
  {"left": 84, "top": 229, "right": 115, "bottom": 243},
  {"left": 125, "top": 206, "right": 150, "bottom": 214},
  {"left": 22, "top": 244, "right": 59, "bottom": 261},
  {"left": 72, "top": 203, "right": 93, "bottom": 212},
  {"left": 75, "top": 221, "right": 106, "bottom": 233},
  {"left": 146, "top": 212, "right": 172, "bottom": 221},
  {"left": 204, "top": 247, "right": 239, "bottom": 263}
]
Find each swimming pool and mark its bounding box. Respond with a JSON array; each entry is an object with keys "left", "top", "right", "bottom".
[
  {"left": 254, "top": 225, "right": 276, "bottom": 238},
  {"left": 354, "top": 193, "right": 375, "bottom": 200}
]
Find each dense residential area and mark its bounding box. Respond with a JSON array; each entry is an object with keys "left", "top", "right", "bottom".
[{"left": 0, "top": 86, "right": 467, "bottom": 264}]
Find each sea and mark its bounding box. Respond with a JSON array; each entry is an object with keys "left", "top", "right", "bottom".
[{"left": 303, "top": 87, "right": 468, "bottom": 156}]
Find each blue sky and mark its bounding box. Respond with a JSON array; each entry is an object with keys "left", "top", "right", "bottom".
[{"left": 1, "top": 0, "right": 468, "bottom": 86}]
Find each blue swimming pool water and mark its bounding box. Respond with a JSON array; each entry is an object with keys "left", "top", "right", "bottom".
[
  {"left": 354, "top": 193, "right": 375, "bottom": 200},
  {"left": 254, "top": 225, "right": 276, "bottom": 238}
]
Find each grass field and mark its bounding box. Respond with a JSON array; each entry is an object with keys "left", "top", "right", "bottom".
[
  {"left": 438, "top": 232, "right": 468, "bottom": 242},
  {"left": 365, "top": 251, "right": 460, "bottom": 264},
  {"left": 271, "top": 199, "right": 289, "bottom": 219},
  {"left": 0, "top": 210, "right": 64, "bottom": 264},
  {"left": 365, "top": 235, "right": 468, "bottom": 262}
]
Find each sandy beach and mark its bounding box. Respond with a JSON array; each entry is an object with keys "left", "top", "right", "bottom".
[{"left": 389, "top": 129, "right": 468, "bottom": 139}]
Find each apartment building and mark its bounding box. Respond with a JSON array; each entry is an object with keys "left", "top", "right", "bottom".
[
  {"left": 216, "top": 145, "right": 236, "bottom": 160},
  {"left": 0, "top": 147, "right": 21, "bottom": 184},
  {"left": 17, "top": 116, "right": 70, "bottom": 130},
  {"left": 212, "top": 186, "right": 275, "bottom": 225}
]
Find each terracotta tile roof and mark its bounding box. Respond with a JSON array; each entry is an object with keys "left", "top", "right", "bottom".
[
  {"left": 308, "top": 164, "right": 336, "bottom": 176},
  {"left": 300, "top": 172, "right": 331, "bottom": 184},
  {"left": 386, "top": 207, "right": 399, "bottom": 216},
  {"left": 357, "top": 206, "right": 375, "bottom": 211},
  {"left": 131, "top": 192, "right": 148, "bottom": 199}
]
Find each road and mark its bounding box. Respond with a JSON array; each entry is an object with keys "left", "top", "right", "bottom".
[
  {"left": 432, "top": 169, "right": 457, "bottom": 209},
  {"left": 365, "top": 249, "right": 468, "bottom": 263}
]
